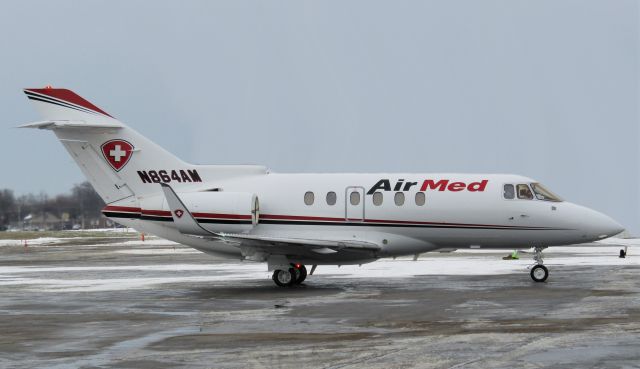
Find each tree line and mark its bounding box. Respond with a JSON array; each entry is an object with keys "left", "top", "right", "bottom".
[{"left": 0, "top": 182, "right": 106, "bottom": 231}]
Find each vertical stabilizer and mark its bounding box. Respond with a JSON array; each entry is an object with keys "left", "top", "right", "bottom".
[{"left": 22, "top": 87, "right": 192, "bottom": 203}]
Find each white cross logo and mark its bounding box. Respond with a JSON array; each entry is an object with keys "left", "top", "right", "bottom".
[{"left": 109, "top": 145, "right": 127, "bottom": 162}]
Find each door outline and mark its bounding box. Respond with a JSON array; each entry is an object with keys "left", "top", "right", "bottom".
[{"left": 345, "top": 186, "right": 365, "bottom": 222}]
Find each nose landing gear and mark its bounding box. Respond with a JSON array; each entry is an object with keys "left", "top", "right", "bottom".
[
  {"left": 530, "top": 246, "right": 549, "bottom": 282},
  {"left": 272, "top": 264, "right": 308, "bottom": 287},
  {"left": 530, "top": 264, "right": 549, "bottom": 282}
]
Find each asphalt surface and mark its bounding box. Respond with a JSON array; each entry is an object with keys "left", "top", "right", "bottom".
[{"left": 1, "top": 237, "right": 639, "bottom": 369}]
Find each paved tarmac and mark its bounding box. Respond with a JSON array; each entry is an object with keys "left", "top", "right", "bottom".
[{"left": 0, "top": 236, "right": 639, "bottom": 368}]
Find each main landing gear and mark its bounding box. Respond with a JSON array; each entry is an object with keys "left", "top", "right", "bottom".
[
  {"left": 272, "top": 264, "right": 307, "bottom": 287},
  {"left": 530, "top": 246, "right": 549, "bottom": 282}
]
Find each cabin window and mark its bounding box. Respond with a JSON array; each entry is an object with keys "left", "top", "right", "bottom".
[
  {"left": 516, "top": 184, "right": 533, "bottom": 200},
  {"left": 326, "top": 191, "right": 337, "bottom": 205},
  {"left": 304, "top": 191, "right": 315, "bottom": 205},
  {"left": 503, "top": 184, "right": 515, "bottom": 199},
  {"left": 372, "top": 192, "right": 383, "bottom": 206},
  {"left": 415, "top": 192, "right": 425, "bottom": 206},
  {"left": 350, "top": 191, "right": 361, "bottom": 205},
  {"left": 394, "top": 192, "right": 405, "bottom": 206},
  {"left": 531, "top": 183, "right": 562, "bottom": 202}
]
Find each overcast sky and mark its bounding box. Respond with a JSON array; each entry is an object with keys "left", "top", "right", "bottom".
[{"left": 1, "top": 1, "right": 638, "bottom": 233}]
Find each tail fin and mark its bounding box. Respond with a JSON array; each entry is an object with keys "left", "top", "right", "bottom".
[
  {"left": 22, "top": 87, "right": 195, "bottom": 203},
  {"left": 25, "top": 88, "right": 115, "bottom": 122}
]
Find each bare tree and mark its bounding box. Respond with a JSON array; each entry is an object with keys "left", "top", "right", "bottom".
[
  {"left": 0, "top": 189, "right": 16, "bottom": 229},
  {"left": 0, "top": 182, "right": 106, "bottom": 230}
]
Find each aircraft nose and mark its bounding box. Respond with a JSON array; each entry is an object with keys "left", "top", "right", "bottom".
[{"left": 583, "top": 208, "right": 625, "bottom": 239}]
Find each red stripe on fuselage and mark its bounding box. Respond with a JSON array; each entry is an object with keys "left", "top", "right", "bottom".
[
  {"left": 260, "top": 214, "right": 345, "bottom": 222},
  {"left": 102, "top": 205, "right": 141, "bottom": 213},
  {"left": 192, "top": 212, "right": 252, "bottom": 220},
  {"left": 362, "top": 218, "right": 542, "bottom": 229},
  {"left": 103, "top": 206, "right": 251, "bottom": 220},
  {"left": 101, "top": 207, "right": 549, "bottom": 229},
  {"left": 141, "top": 209, "right": 171, "bottom": 216}
]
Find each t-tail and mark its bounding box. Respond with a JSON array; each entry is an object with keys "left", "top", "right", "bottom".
[{"left": 21, "top": 87, "right": 265, "bottom": 205}]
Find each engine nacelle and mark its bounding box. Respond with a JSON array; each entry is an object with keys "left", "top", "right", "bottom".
[{"left": 166, "top": 192, "right": 259, "bottom": 233}]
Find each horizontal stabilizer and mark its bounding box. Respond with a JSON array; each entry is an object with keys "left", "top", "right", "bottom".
[{"left": 18, "top": 120, "right": 122, "bottom": 130}]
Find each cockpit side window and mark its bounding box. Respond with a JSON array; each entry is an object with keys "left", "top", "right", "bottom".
[
  {"left": 517, "top": 184, "right": 534, "bottom": 200},
  {"left": 503, "top": 184, "right": 515, "bottom": 199},
  {"left": 531, "top": 183, "right": 562, "bottom": 202}
]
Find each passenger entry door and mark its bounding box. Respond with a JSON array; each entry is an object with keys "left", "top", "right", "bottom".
[{"left": 345, "top": 186, "right": 365, "bottom": 221}]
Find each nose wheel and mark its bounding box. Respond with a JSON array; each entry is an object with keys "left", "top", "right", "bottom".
[
  {"left": 272, "top": 264, "right": 308, "bottom": 287},
  {"left": 530, "top": 246, "right": 549, "bottom": 282},
  {"left": 530, "top": 264, "right": 548, "bottom": 282}
]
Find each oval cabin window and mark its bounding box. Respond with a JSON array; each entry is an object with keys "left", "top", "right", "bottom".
[
  {"left": 394, "top": 192, "right": 405, "bottom": 206},
  {"left": 326, "top": 191, "right": 337, "bottom": 205},
  {"left": 304, "top": 191, "right": 315, "bottom": 205},
  {"left": 415, "top": 192, "right": 425, "bottom": 206},
  {"left": 350, "top": 191, "right": 360, "bottom": 205},
  {"left": 372, "top": 192, "right": 383, "bottom": 206}
]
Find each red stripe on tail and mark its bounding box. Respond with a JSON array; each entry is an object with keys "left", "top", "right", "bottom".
[{"left": 25, "top": 88, "right": 113, "bottom": 118}]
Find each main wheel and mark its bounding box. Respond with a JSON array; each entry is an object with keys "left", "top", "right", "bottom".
[
  {"left": 272, "top": 269, "right": 295, "bottom": 287},
  {"left": 292, "top": 264, "right": 307, "bottom": 284},
  {"left": 530, "top": 264, "right": 549, "bottom": 282}
]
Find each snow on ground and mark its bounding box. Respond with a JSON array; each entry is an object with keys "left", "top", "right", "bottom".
[
  {"left": 596, "top": 237, "right": 640, "bottom": 246},
  {"left": 114, "top": 248, "right": 198, "bottom": 255},
  {"left": 0, "top": 263, "right": 269, "bottom": 292},
  {"left": 0, "top": 237, "right": 64, "bottom": 247},
  {"left": 69, "top": 228, "right": 136, "bottom": 233},
  {"left": 0, "top": 264, "right": 247, "bottom": 274},
  {"left": 1, "top": 234, "right": 638, "bottom": 292},
  {"left": 0, "top": 250, "right": 638, "bottom": 292},
  {"left": 106, "top": 239, "right": 180, "bottom": 247},
  {"left": 0, "top": 275, "right": 267, "bottom": 293},
  {"left": 0, "top": 236, "right": 175, "bottom": 248}
]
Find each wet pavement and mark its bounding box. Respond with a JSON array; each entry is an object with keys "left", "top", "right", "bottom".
[{"left": 0, "top": 237, "right": 639, "bottom": 368}]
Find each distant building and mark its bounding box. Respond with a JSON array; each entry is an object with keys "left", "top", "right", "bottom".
[{"left": 24, "top": 213, "right": 62, "bottom": 231}]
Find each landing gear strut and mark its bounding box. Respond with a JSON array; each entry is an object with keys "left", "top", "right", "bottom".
[
  {"left": 272, "top": 264, "right": 307, "bottom": 287},
  {"left": 530, "top": 246, "right": 549, "bottom": 282}
]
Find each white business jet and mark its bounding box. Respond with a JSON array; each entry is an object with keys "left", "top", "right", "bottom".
[{"left": 20, "top": 87, "right": 624, "bottom": 286}]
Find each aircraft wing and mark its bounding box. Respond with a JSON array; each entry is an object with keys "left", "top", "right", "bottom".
[
  {"left": 216, "top": 233, "right": 380, "bottom": 254},
  {"left": 160, "top": 184, "right": 380, "bottom": 254}
]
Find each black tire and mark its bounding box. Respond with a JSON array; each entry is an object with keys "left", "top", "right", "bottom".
[
  {"left": 293, "top": 264, "right": 307, "bottom": 284},
  {"left": 530, "top": 264, "right": 548, "bottom": 282},
  {"left": 272, "top": 269, "right": 295, "bottom": 287}
]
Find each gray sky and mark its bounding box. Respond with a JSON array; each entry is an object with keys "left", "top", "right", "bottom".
[{"left": 1, "top": 1, "right": 638, "bottom": 234}]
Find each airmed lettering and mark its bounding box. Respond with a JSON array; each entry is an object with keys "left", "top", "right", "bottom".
[
  {"left": 138, "top": 170, "right": 202, "bottom": 184},
  {"left": 419, "top": 179, "right": 488, "bottom": 192},
  {"left": 368, "top": 179, "right": 488, "bottom": 194},
  {"left": 419, "top": 179, "right": 449, "bottom": 192}
]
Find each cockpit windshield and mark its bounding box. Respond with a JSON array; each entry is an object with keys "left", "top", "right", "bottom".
[{"left": 530, "top": 183, "right": 562, "bottom": 202}]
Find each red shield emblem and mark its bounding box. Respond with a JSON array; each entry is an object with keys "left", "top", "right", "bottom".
[
  {"left": 174, "top": 209, "right": 184, "bottom": 218},
  {"left": 101, "top": 139, "right": 134, "bottom": 172}
]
